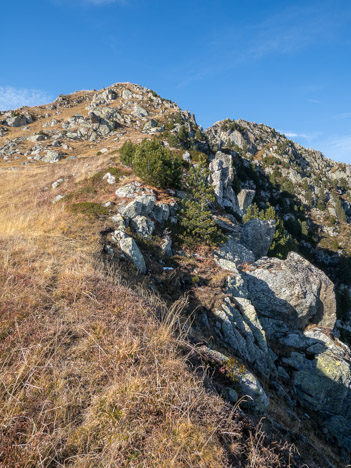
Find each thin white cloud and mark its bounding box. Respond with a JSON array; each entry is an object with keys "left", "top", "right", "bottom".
[
  {"left": 307, "top": 98, "right": 320, "bottom": 104},
  {"left": 0, "top": 86, "right": 52, "bottom": 111},
  {"left": 309, "top": 135, "right": 351, "bottom": 164},
  {"left": 278, "top": 130, "right": 316, "bottom": 140},
  {"left": 332, "top": 112, "right": 351, "bottom": 120}
]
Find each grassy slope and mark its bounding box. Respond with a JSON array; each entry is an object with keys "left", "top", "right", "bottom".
[{"left": 0, "top": 157, "right": 297, "bottom": 467}]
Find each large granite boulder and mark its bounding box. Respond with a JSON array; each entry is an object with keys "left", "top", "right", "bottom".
[
  {"left": 237, "top": 189, "right": 255, "bottom": 214},
  {"left": 214, "top": 236, "right": 255, "bottom": 271},
  {"left": 112, "top": 230, "right": 146, "bottom": 274},
  {"left": 209, "top": 151, "right": 240, "bottom": 215},
  {"left": 4, "top": 112, "right": 33, "bottom": 127},
  {"left": 41, "top": 150, "right": 65, "bottom": 163},
  {"left": 240, "top": 219, "right": 275, "bottom": 259},
  {"left": 213, "top": 297, "right": 276, "bottom": 377},
  {"left": 118, "top": 194, "right": 156, "bottom": 219},
  {"left": 282, "top": 327, "right": 351, "bottom": 451},
  {"left": 244, "top": 252, "right": 336, "bottom": 330}
]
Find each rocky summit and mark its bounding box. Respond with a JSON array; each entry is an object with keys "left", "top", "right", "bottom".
[{"left": 1, "top": 82, "right": 351, "bottom": 467}]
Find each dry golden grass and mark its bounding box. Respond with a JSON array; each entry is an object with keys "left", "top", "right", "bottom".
[{"left": 0, "top": 150, "right": 303, "bottom": 467}]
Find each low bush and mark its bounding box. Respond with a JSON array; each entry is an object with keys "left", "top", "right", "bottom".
[
  {"left": 70, "top": 202, "right": 109, "bottom": 218},
  {"left": 119, "top": 140, "right": 136, "bottom": 167},
  {"left": 120, "top": 139, "right": 182, "bottom": 188}
]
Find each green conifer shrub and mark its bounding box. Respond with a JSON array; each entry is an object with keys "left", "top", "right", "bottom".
[
  {"left": 180, "top": 157, "right": 221, "bottom": 245},
  {"left": 132, "top": 139, "right": 182, "bottom": 188},
  {"left": 119, "top": 140, "right": 136, "bottom": 167}
]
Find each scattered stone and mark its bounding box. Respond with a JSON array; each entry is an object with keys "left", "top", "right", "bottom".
[
  {"left": 41, "top": 150, "right": 65, "bottom": 163},
  {"left": 52, "top": 178, "right": 64, "bottom": 189},
  {"left": 102, "top": 172, "right": 116, "bottom": 184},
  {"left": 130, "top": 215, "right": 155, "bottom": 237},
  {"left": 52, "top": 194, "right": 64, "bottom": 203}
]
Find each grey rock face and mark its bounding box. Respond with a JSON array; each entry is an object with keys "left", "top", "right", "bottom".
[
  {"left": 132, "top": 104, "right": 148, "bottom": 118},
  {"left": 238, "top": 369, "right": 270, "bottom": 414},
  {"left": 102, "top": 172, "right": 116, "bottom": 184},
  {"left": 51, "top": 194, "right": 65, "bottom": 204},
  {"left": 237, "top": 189, "right": 255, "bottom": 214},
  {"left": 92, "top": 89, "right": 117, "bottom": 106},
  {"left": 111, "top": 213, "right": 128, "bottom": 230},
  {"left": 28, "top": 134, "right": 47, "bottom": 142},
  {"left": 118, "top": 194, "right": 156, "bottom": 219},
  {"left": 282, "top": 327, "right": 351, "bottom": 451},
  {"left": 115, "top": 182, "right": 144, "bottom": 198},
  {"left": 211, "top": 249, "right": 351, "bottom": 451},
  {"left": 240, "top": 219, "right": 275, "bottom": 259},
  {"left": 245, "top": 252, "right": 336, "bottom": 330},
  {"left": 122, "top": 88, "right": 133, "bottom": 100},
  {"left": 143, "top": 119, "right": 158, "bottom": 132},
  {"left": 118, "top": 199, "right": 142, "bottom": 219},
  {"left": 41, "top": 150, "right": 64, "bottom": 163},
  {"left": 200, "top": 348, "right": 269, "bottom": 414},
  {"left": 112, "top": 230, "right": 146, "bottom": 274},
  {"left": 209, "top": 151, "right": 240, "bottom": 215},
  {"left": 213, "top": 297, "right": 276, "bottom": 377},
  {"left": 214, "top": 236, "right": 255, "bottom": 271},
  {"left": 137, "top": 194, "right": 156, "bottom": 215},
  {"left": 151, "top": 203, "right": 170, "bottom": 223},
  {"left": 5, "top": 113, "right": 32, "bottom": 127},
  {"left": 130, "top": 215, "right": 155, "bottom": 237},
  {"left": 52, "top": 178, "right": 64, "bottom": 189},
  {"left": 182, "top": 151, "right": 191, "bottom": 163}
]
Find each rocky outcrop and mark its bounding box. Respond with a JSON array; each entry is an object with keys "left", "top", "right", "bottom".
[
  {"left": 244, "top": 252, "right": 336, "bottom": 330},
  {"left": 130, "top": 215, "right": 155, "bottom": 237},
  {"left": 2, "top": 112, "right": 33, "bottom": 127},
  {"left": 214, "top": 236, "right": 255, "bottom": 271},
  {"left": 237, "top": 189, "right": 255, "bottom": 214},
  {"left": 209, "top": 151, "right": 240, "bottom": 215},
  {"left": 41, "top": 150, "right": 65, "bottom": 163},
  {"left": 240, "top": 219, "right": 275, "bottom": 259},
  {"left": 283, "top": 327, "right": 351, "bottom": 451},
  {"left": 118, "top": 194, "right": 156, "bottom": 219},
  {"left": 209, "top": 247, "right": 351, "bottom": 454},
  {"left": 202, "top": 348, "right": 269, "bottom": 414}
]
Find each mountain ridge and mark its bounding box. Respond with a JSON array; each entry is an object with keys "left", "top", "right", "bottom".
[{"left": 1, "top": 82, "right": 351, "bottom": 467}]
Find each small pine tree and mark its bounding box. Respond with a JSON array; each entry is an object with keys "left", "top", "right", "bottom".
[
  {"left": 119, "top": 140, "right": 135, "bottom": 167},
  {"left": 334, "top": 195, "right": 347, "bottom": 223},
  {"left": 132, "top": 139, "right": 182, "bottom": 188},
  {"left": 180, "top": 157, "right": 220, "bottom": 245},
  {"left": 317, "top": 197, "right": 326, "bottom": 211},
  {"left": 265, "top": 209, "right": 295, "bottom": 259},
  {"left": 178, "top": 125, "right": 189, "bottom": 147},
  {"left": 195, "top": 128, "right": 202, "bottom": 140},
  {"left": 305, "top": 188, "right": 313, "bottom": 205},
  {"left": 300, "top": 220, "right": 309, "bottom": 237}
]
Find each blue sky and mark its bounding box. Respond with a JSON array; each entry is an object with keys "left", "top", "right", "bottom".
[{"left": 2, "top": 0, "right": 351, "bottom": 163}]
